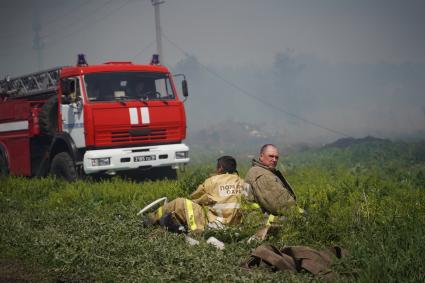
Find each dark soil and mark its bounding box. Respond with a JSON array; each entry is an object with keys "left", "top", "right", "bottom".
[{"left": 0, "top": 260, "right": 50, "bottom": 283}]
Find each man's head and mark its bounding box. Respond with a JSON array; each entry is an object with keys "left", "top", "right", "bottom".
[
  {"left": 259, "top": 144, "right": 279, "bottom": 170},
  {"left": 135, "top": 82, "right": 145, "bottom": 94},
  {"left": 216, "top": 156, "right": 237, "bottom": 174}
]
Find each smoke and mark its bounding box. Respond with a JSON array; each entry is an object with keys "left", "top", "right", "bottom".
[
  {"left": 2, "top": 0, "right": 425, "bottom": 147},
  {"left": 174, "top": 50, "right": 425, "bottom": 146}
]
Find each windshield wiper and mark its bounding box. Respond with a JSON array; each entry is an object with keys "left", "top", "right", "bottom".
[
  {"left": 158, "top": 97, "right": 169, "bottom": 105},
  {"left": 138, "top": 91, "right": 170, "bottom": 105},
  {"left": 115, "top": 95, "right": 129, "bottom": 105}
]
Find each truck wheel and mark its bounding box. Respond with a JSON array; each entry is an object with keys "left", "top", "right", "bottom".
[
  {"left": 50, "top": 152, "right": 77, "bottom": 181},
  {"left": 39, "top": 96, "right": 58, "bottom": 136},
  {"left": 0, "top": 152, "right": 8, "bottom": 176}
]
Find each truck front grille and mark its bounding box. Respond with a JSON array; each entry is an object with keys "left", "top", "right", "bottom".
[{"left": 95, "top": 126, "right": 180, "bottom": 146}]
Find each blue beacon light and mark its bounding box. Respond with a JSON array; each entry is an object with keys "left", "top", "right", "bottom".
[
  {"left": 151, "top": 54, "right": 160, "bottom": 65},
  {"left": 77, "top": 54, "right": 88, "bottom": 66}
]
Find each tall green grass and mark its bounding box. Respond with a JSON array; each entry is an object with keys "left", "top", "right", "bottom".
[{"left": 1, "top": 141, "right": 424, "bottom": 282}]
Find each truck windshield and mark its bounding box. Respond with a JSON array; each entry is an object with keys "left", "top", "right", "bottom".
[{"left": 84, "top": 72, "right": 175, "bottom": 102}]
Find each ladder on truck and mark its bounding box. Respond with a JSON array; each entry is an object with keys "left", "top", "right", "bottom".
[{"left": 0, "top": 67, "right": 61, "bottom": 99}]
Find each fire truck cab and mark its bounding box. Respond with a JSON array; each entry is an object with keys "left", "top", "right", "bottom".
[{"left": 0, "top": 55, "right": 190, "bottom": 181}]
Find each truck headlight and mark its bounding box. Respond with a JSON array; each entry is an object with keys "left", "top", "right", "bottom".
[
  {"left": 91, "top": 157, "right": 111, "bottom": 166},
  {"left": 175, "top": 151, "right": 188, "bottom": 159}
]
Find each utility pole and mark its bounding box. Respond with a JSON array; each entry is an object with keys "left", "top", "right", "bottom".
[{"left": 151, "top": 0, "right": 165, "bottom": 63}]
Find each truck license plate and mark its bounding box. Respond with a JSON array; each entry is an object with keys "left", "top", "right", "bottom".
[{"left": 134, "top": 155, "right": 156, "bottom": 162}]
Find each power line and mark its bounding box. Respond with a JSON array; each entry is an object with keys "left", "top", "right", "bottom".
[
  {"left": 0, "top": 0, "right": 92, "bottom": 41},
  {"left": 0, "top": 0, "right": 122, "bottom": 52},
  {"left": 42, "top": 0, "right": 92, "bottom": 27},
  {"left": 131, "top": 41, "right": 156, "bottom": 61},
  {"left": 162, "top": 33, "right": 350, "bottom": 138},
  {"left": 40, "top": 0, "right": 117, "bottom": 40},
  {"left": 43, "top": 0, "right": 132, "bottom": 49}
]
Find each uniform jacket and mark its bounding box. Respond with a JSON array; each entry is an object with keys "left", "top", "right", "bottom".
[
  {"left": 244, "top": 159, "right": 296, "bottom": 215},
  {"left": 191, "top": 173, "right": 246, "bottom": 225}
]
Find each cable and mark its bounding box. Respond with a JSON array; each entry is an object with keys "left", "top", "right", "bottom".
[
  {"left": 42, "top": 0, "right": 92, "bottom": 27},
  {"left": 0, "top": 1, "right": 131, "bottom": 55},
  {"left": 43, "top": 0, "right": 132, "bottom": 49},
  {"left": 0, "top": 0, "right": 92, "bottom": 41},
  {"left": 40, "top": 0, "right": 117, "bottom": 40},
  {"left": 0, "top": 0, "right": 123, "bottom": 52},
  {"left": 161, "top": 33, "right": 350, "bottom": 138},
  {"left": 131, "top": 41, "right": 156, "bottom": 61}
]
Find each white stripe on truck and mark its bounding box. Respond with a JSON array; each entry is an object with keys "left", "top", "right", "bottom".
[
  {"left": 140, "top": 107, "right": 150, "bottom": 125},
  {"left": 129, "top": 107, "right": 139, "bottom": 125},
  {"left": 0, "top": 120, "right": 29, "bottom": 133}
]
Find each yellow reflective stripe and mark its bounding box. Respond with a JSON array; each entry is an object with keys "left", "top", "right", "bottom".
[
  {"left": 212, "top": 203, "right": 240, "bottom": 210},
  {"left": 266, "top": 214, "right": 275, "bottom": 226},
  {"left": 250, "top": 203, "right": 261, "bottom": 209},
  {"left": 155, "top": 206, "right": 163, "bottom": 219},
  {"left": 185, "top": 199, "right": 197, "bottom": 231},
  {"left": 242, "top": 202, "right": 261, "bottom": 209}
]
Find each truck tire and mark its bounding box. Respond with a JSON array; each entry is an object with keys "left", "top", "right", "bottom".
[
  {"left": 0, "top": 152, "right": 8, "bottom": 176},
  {"left": 39, "top": 96, "right": 58, "bottom": 136},
  {"left": 50, "top": 152, "right": 77, "bottom": 181}
]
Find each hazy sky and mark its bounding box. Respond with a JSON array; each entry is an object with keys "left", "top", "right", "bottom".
[
  {"left": 1, "top": 0, "right": 424, "bottom": 144},
  {"left": 1, "top": 0, "right": 424, "bottom": 72}
]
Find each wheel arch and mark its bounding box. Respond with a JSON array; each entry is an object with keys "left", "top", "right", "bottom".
[{"left": 49, "top": 133, "right": 83, "bottom": 164}]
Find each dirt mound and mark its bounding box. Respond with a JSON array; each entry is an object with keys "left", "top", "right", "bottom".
[{"left": 323, "top": 136, "right": 389, "bottom": 149}]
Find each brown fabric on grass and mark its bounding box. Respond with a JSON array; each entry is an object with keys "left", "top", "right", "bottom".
[{"left": 240, "top": 244, "right": 347, "bottom": 280}]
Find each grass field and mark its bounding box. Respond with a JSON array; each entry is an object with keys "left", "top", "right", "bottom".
[{"left": 1, "top": 140, "right": 424, "bottom": 282}]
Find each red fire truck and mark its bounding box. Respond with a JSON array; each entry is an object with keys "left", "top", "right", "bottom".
[{"left": 0, "top": 54, "right": 190, "bottom": 181}]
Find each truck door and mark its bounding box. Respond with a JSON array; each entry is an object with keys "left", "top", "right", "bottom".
[{"left": 60, "top": 77, "right": 85, "bottom": 148}]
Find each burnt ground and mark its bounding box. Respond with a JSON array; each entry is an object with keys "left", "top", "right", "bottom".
[{"left": 0, "top": 259, "right": 51, "bottom": 283}]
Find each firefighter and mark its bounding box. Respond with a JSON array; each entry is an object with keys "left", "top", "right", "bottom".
[
  {"left": 243, "top": 144, "right": 299, "bottom": 240},
  {"left": 144, "top": 156, "right": 247, "bottom": 233},
  {"left": 245, "top": 144, "right": 296, "bottom": 215}
]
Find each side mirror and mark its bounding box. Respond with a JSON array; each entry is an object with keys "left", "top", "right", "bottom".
[
  {"left": 182, "top": 79, "right": 188, "bottom": 98},
  {"left": 172, "top": 74, "right": 189, "bottom": 100}
]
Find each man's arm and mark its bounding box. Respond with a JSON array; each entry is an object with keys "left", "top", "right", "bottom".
[
  {"left": 252, "top": 174, "right": 296, "bottom": 215},
  {"left": 190, "top": 178, "right": 214, "bottom": 206}
]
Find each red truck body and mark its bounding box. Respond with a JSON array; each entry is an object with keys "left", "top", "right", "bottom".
[{"left": 0, "top": 57, "right": 189, "bottom": 180}]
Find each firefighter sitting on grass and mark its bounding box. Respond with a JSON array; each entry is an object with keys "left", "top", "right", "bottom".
[
  {"left": 143, "top": 156, "right": 247, "bottom": 233},
  {"left": 242, "top": 144, "right": 301, "bottom": 241}
]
